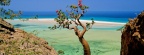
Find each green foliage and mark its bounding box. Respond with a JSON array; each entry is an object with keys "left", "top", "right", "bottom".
[
  {"left": 48, "top": 25, "right": 57, "bottom": 30},
  {"left": 0, "top": 0, "right": 38, "bottom": 21},
  {"left": 80, "top": 5, "right": 89, "bottom": 10},
  {"left": 34, "top": 15, "right": 38, "bottom": 19},
  {"left": 58, "top": 50, "right": 65, "bottom": 55},
  {"left": 0, "top": 8, "right": 22, "bottom": 20},
  {"left": 0, "top": 8, "right": 38, "bottom": 21},
  {"left": 91, "top": 18, "right": 95, "bottom": 24},
  {"left": 0, "top": 0, "right": 11, "bottom": 6},
  {"left": 86, "top": 23, "right": 91, "bottom": 29},
  {"left": 0, "top": 0, "right": 19, "bottom": 19},
  {"left": 85, "top": 18, "right": 95, "bottom": 30},
  {"left": 49, "top": 1, "right": 95, "bottom": 31},
  {"left": 70, "top": 5, "right": 78, "bottom": 9},
  {"left": 30, "top": 30, "right": 39, "bottom": 36}
]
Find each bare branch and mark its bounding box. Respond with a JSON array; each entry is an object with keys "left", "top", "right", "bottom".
[
  {"left": 71, "top": 20, "right": 79, "bottom": 26},
  {"left": 76, "top": 14, "right": 87, "bottom": 37},
  {"left": 69, "top": 26, "right": 80, "bottom": 37},
  {"left": 86, "top": 24, "right": 94, "bottom": 31}
]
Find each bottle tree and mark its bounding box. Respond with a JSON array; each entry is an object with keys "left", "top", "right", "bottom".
[{"left": 49, "top": 0, "right": 95, "bottom": 55}]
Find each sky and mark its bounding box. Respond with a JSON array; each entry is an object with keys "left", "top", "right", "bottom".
[{"left": 1, "top": 0, "right": 144, "bottom": 12}]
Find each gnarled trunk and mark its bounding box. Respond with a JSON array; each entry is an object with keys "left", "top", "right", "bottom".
[{"left": 79, "top": 37, "right": 91, "bottom": 55}]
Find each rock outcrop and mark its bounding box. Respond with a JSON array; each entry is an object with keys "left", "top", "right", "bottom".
[
  {"left": 121, "top": 11, "right": 144, "bottom": 55},
  {"left": 0, "top": 18, "right": 57, "bottom": 55},
  {"left": 0, "top": 18, "right": 15, "bottom": 33}
]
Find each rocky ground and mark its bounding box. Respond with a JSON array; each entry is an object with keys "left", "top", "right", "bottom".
[{"left": 0, "top": 18, "right": 58, "bottom": 55}]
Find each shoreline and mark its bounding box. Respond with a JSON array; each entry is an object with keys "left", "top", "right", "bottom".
[
  {"left": 33, "top": 18, "right": 126, "bottom": 24},
  {"left": 13, "top": 18, "right": 126, "bottom": 24},
  {"left": 6, "top": 18, "right": 125, "bottom": 28}
]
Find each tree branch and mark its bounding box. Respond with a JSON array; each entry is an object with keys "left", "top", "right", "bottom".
[
  {"left": 69, "top": 26, "right": 80, "bottom": 37},
  {"left": 77, "top": 14, "right": 87, "bottom": 37},
  {"left": 87, "top": 24, "right": 94, "bottom": 31},
  {"left": 71, "top": 20, "right": 79, "bottom": 26}
]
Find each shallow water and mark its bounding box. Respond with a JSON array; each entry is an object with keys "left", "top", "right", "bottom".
[{"left": 7, "top": 20, "right": 122, "bottom": 55}]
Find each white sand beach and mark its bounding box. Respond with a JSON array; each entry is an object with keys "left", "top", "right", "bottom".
[{"left": 8, "top": 18, "right": 125, "bottom": 27}]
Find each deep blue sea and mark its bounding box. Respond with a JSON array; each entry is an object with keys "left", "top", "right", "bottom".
[{"left": 20, "top": 11, "right": 141, "bottom": 23}]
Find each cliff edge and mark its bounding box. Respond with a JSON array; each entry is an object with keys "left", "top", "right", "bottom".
[
  {"left": 0, "top": 18, "right": 57, "bottom": 55},
  {"left": 121, "top": 11, "right": 144, "bottom": 55}
]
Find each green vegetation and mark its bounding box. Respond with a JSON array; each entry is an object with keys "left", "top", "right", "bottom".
[
  {"left": 49, "top": 0, "right": 95, "bottom": 55},
  {"left": 0, "top": 0, "right": 11, "bottom": 6},
  {"left": 58, "top": 50, "right": 65, "bottom": 55},
  {"left": 0, "top": 0, "right": 38, "bottom": 20},
  {"left": 0, "top": 0, "right": 21, "bottom": 20}
]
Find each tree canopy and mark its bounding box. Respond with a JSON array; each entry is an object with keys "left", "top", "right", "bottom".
[
  {"left": 49, "top": 0, "right": 94, "bottom": 30},
  {"left": 49, "top": 0, "right": 95, "bottom": 55}
]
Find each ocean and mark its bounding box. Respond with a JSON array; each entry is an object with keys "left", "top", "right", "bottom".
[{"left": 20, "top": 11, "right": 141, "bottom": 23}]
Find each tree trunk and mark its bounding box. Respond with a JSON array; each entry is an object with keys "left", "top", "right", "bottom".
[{"left": 79, "top": 37, "right": 91, "bottom": 55}]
